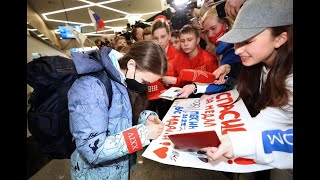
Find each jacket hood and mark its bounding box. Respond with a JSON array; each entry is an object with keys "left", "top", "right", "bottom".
[{"left": 71, "top": 47, "right": 123, "bottom": 82}]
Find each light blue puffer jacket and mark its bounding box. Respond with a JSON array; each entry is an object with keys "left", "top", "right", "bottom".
[{"left": 68, "top": 47, "right": 157, "bottom": 180}]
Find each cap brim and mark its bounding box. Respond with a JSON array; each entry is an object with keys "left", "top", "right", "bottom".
[{"left": 218, "top": 27, "right": 265, "bottom": 44}]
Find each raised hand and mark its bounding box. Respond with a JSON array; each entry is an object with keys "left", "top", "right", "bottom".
[
  {"left": 146, "top": 116, "right": 165, "bottom": 140},
  {"left": 225, "top": 0, "right": 246, "bottom": 19}
]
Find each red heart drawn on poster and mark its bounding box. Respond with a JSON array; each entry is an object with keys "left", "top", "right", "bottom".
[
  {"left": 227, "top": 157, "right": 255, "bottom": 165},
  {"left": 153, "top": 147, "right": 169, "bottom": 159},
  {"left": 234, "top": 157, "right": 255, "bottom": 164}
]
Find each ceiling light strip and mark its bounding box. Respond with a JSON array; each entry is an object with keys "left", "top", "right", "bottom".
[
  {"left": 42, "top": 4, "right": 93, "bottom": 16},
  {"left": 80, "top": 0, "right": 129, "bottom": 15},
  {"left": 40, "top": 0, "right": 163, "bottom": 37},
  {"left": 80, "top": 17, "right": 127, "bottom": 28},
  {"left": 85, "top": 33, "right": 115, "bottom": 36},
  {"left": 44, "top": 18, "right": 87, "bottom": 26},
  {"left": 28, "top": 28, "right": 37, "bottom": 32},
  {"left": 78, "top": 0, "right": 123, "bottom": 6},
  {"left": 95, "top": 5, "right": 129, "bottom": 15},
  {"left": 43, "top": 0, "right": 122, "bottom": 16}
]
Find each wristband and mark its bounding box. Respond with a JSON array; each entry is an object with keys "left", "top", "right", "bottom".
[
  {"left": 123, "top": 128, "right": 143, "bottom": 154},
  {"left": 192, "top": 83, "right": 197, "bottom": 94}
]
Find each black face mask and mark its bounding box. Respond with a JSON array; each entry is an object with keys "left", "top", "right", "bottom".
[{"left": 125, "top": 69, "right": 147, "bottom": 93}]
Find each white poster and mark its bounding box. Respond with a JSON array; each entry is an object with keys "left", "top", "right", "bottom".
[{"left": 142, "top": 89, "right": 273, "bottom": 173}]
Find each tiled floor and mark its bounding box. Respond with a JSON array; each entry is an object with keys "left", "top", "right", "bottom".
[{"left": 27, "top": 145, "right": 232, "bottom": 180}]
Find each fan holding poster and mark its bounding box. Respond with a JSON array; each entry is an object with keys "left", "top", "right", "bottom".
[
  {"left": 143, "top": 0, "right": 293, "bottom": 176},
  {"left": 143, "top": 89, "right": 275, "bottom": 173}
]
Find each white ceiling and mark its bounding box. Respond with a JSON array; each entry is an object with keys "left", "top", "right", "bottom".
[{"left": 27, "top": 0, "right": 167, "bottom": 37}]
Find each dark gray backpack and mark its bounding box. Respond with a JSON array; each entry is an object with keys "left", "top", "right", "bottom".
[{"left": 27, "top": 55, "right": 113, "bottom": 159}]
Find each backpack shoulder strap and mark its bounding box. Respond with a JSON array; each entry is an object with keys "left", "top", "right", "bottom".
[
  {"left": 84, "top": 51, "right": 126, "bottom": 109},
  {"left": 88, "top": 71, "right": 113, "bottom": 109},
  {"left": 88, "top": 52, "right": 124, "bottom": 86}
]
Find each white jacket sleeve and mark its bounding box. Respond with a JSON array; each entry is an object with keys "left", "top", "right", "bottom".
[{"left": 228, "top": 128, "right": 293, "bottom": 169}]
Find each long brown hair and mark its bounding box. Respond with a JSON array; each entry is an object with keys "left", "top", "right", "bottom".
[
  {"left": 118, "top": 41, "right": 167, "bottom": 124},
  {"left": 237, "top": 25, "right": 293, "bottom": 117}
]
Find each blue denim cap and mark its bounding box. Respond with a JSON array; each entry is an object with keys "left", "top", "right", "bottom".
[{"left": 218, "top": 0, "right": 293, "bottom": 44}]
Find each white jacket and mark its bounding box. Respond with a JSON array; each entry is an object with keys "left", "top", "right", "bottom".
[
  {"left": 229, "top": 67, "right": 293, "bottom": 169},
  {"left": 195, "top": 66, "right": 293, "bottom": 169}
]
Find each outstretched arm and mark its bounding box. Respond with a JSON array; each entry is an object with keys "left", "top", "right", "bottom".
[{"left": 201, "top": 129, "right": 293, "bottom": 169}]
